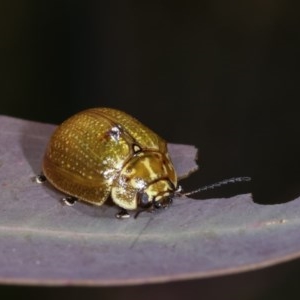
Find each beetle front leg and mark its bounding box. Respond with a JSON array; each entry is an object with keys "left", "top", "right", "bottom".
[{"left": 115, "top": 208, "right": 130, "bottom": 219}]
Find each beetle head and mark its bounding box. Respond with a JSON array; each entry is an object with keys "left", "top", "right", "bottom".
[
  {"left": 134, "top": 179, "right": 177, "bottom": 218},
  {"left": 112, "top": 151, "right": 178, "bottom": 214}
]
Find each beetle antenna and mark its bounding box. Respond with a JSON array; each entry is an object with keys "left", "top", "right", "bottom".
[{"left": 182, "top": 177, "right": 251, "bottom": 197}]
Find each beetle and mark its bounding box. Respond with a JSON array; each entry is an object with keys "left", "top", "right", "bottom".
[
  {"left": 36, "top": 107, "right": 251, "bottom": 219},
  {"left": 38, "top": 108, "right": 180, "bottom": 218}
]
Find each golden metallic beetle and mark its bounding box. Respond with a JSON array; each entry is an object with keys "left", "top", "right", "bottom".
[
  {"left": 36, "top": 107, "right": 251, "bottom": 219},
  {"left": 40, "top": 108, "right": 179, "bottom": 218}
]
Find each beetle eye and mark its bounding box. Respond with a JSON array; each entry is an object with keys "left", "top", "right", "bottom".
[{"left": 139, "top": 193, "right": 151, "bottom": 208}]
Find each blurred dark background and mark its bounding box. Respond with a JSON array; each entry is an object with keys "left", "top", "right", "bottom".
[{"left": 1, "top": 0, "right": 300, "bottom": 299}]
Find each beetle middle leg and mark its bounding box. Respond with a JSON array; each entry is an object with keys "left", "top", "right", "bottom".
[{"left": 61, "top": 196, "right": 78, "bottom": 206}]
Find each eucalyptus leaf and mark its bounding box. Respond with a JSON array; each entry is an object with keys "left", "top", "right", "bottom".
[{"left": 0, "top": 115, "right": 299, "bottom": 286}]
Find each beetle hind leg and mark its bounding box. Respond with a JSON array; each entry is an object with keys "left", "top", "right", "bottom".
[{"left": 33, "top": 173, "right": 47, "bottom": 184}]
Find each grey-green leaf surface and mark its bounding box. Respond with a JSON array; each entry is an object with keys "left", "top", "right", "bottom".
[{"left": 0, "top": 115, "right": 300, "bottom": 286}]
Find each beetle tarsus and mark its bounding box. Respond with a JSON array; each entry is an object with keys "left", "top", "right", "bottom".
[
  {"left": 116, "top": 208, "right": 130, "bottom": 219},
  {"left": 33, "top": 174, "right": 47, "bottom": 184},
  {"left": 61, "top": 196, "right": 78, "bottom": 206}
]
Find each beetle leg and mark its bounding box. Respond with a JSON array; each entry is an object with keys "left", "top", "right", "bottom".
[
  {"left": 33, "top": 174, "right": 47, "bottom": 184},
  {"left": 134, "top": 207, "right": 155, "bottom": 219},
  {"left": 156, "top": 197, "right": 173, "bottom": 209},
  {"left": 61, "top": 196, "right": 78, "bottom": 206},
  {"left": 162, "top": 197, "right": 173, "bottom": 208},
  {"left": 115, "top": 208, "right": 130, "bottom": 219}
]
